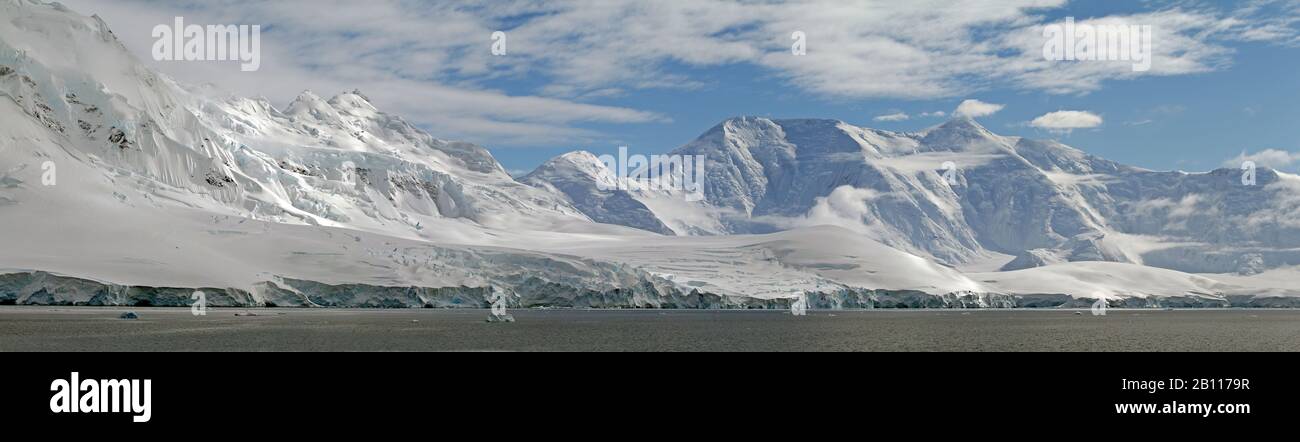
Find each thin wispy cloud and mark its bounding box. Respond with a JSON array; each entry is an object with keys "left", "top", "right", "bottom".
[{"left": 874, "top": 112, "right": 910, "bottom": 122}]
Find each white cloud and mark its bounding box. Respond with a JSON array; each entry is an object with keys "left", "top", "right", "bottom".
[
  {"left": 54, "top": 0, "right": 665, "bottom": 147},
  {"left": 1228, "top": 1, "right": 1300, "bottom": 44},
  {"left": 1030, "top": 110, "right": 1103, "bottom": 132},
  {"left": 798, "top": 186, "right": 885, "bottom": 234},
  {"left": 919, "top": 111, "right": 947, "bottom": 118},
  {"left": 954, "top": 99, "right": 1005, "bottom": 118},
  {"left": 1128, "top": 194, "right": 1215, "bottom": 231},
  {"left": 1223, "top": 149, "right": 1300, "bottom": 170},
  {"left": 751, "top": 185, "right": 888, "bottom": 234},
  {"left": 52, "top": 0, "right": 1300, "bottom": 145},
  {"left": 874, "top": 112, "right": 910, "bottom": 122},
  {"left": 1128, "top": 195, "right": 1211, "bottom": 235}
]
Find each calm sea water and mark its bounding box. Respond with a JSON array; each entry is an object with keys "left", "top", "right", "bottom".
[{"left": 2, "top": 307, "right": 1298, "bottom": 351}]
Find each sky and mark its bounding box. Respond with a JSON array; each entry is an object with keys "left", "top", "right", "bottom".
[{"left": 55, "top": 0, "right": 1300, "bottom": 175}]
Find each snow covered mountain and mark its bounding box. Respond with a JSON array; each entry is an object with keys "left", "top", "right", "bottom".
[
  {"left": 528, "top": 116, "right": 1300, "bottom": 279},
  {"left": 0, "top": 0, "right": 588, "bottom": 240},
  {"left": 520, "top": 151, "right": 675, "bottom": 235},
  {"left": 1, "top": 0, "right": 1297, "bottom": 308}
]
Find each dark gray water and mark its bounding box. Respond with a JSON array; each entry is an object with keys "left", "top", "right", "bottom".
[{"left": 1, "top": 307, "right": 1298, "bottom": 351}]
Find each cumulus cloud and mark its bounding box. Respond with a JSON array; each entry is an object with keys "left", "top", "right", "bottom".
[
  {"left": 798, "top": 186, "right": 884, "bottom": 234},
  {"left": 1223, "top": 149, "right": 1300, "bottom": 170},
  {"left": 1030, "top": 110, "right": 1103, "bottom": 132},
  {"left": 954, "top": 99, "right": 1005, "bottom": 118},
  {"left": 755, "top": 185, "right": 886, "bottom": 234},
  {"left": 874, "top": 112, "right": 910, "bottom": 122},
  {"left": 919, "top": 111, "right": 948, "bottom": 118}
]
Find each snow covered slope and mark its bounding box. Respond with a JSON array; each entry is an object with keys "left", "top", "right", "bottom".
[
  {"left": 0, "top": 0, "right": 588, "bottom": 242},
  {"left": 520, "top": 151, "right": 675, "bottom": 235},
  {"left": 1, "top": 0, "right": 1296, "bottom": 308},
  {"left": 529, "top": 116, "right": 1300, "bottom": 280}
]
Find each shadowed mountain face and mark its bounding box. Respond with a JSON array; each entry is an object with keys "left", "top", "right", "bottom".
[{"left": 520, "top": 151, "right": 675, "bottom": 235}]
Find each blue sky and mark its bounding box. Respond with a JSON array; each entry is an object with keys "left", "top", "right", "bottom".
[{"left": 58, "top": 0, "right": 1300, "bottom": 175}]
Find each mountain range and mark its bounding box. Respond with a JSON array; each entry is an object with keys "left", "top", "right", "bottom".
[{"left": 2, "top": 0, "right": 1298, "bottom": 308}]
